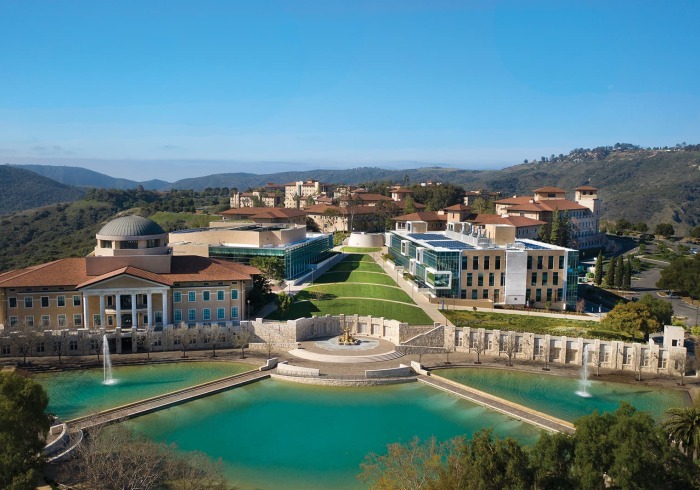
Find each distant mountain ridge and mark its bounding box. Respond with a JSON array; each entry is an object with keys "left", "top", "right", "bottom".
[
  {"left": 12, "top": 164, "right": 170, "bottom": 190},
  {"left": 0, "top": 165, "right": 85, "bottom": 214}
]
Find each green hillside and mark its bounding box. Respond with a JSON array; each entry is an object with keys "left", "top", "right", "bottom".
[
  {"left": 13, "top": 164, "right": 170, "bottom": 190},
  {"left": 0, "top": 165, "right": 85, "bottom": 214}
]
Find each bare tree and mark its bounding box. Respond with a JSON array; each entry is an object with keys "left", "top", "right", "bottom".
[
  {"left": 502, "top": 331, "right": 517, "bottom": 367},
  {"left": 208, "top": 324, "right": 222, "bottom": 358},
  {"left": 633, "top": 345, "right": 646, "bottom": 382},
  {"left": 235, "top": 329, "right": 252, "bottom": 359},
  {"left": 139, "top": 328, "right": 158, "bottom": 361},
  {"left": 590, "top": 345, "right": 603, "bottom": 377},
  {"left": 52, "top": 330, "right": 67, "bottom": 364},
  {"left": 576, "top": 298, "right": 586, "bottom": 314},
  {"left": 9, "top": 322, "right": 39, "bottom": 364},
  {"left": 540, "top": 339, "right": 551, "bottom": 371},
  {"left": 671, "top": 349, "right": 688, "bottom": 386},
  {"left": 471, "top": 330, "right": 485, "bottom": 364},
  {"left": 172, "top": 322, "right": 197, "bottom": 358},
  {"left": 90, "top": 331, "right": 103, "bottom": 363}
]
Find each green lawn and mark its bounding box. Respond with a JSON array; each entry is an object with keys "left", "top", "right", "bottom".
[
  {"left": 327, "top": 261, "right": 385, "bottom": 273},
  {"left": 445, "top": 310, "right": 633, "bottom": 341},
  {"left": 343, "top": 253, "right": 377, "bottom": 262},
  {"left": 149, "top": 212, "right": 221, "bottom": 230},
  {"left": 314, "top": 271, "right": 396, "bottom": 286},
  {"left": 302, "top": 284, "right": 413, "bottom": 303},
  {"left": 341, "top": 247, "right": 382, "bottom": 253},
  {"left": 267, "top": 298, "right": 433, "bottom": 324}
]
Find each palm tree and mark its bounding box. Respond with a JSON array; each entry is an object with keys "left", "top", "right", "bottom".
[{"left": 663, "top": 407, "right": 700, "bottom": 460}]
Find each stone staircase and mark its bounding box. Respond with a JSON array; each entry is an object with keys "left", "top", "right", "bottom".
[{"left": 287, "top": 348, "right": 404, "bottom": 364}]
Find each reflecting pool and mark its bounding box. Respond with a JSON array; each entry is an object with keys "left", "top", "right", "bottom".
[
  {"left": 127, "top": 380, "right": 542, "bottom": 490},
  {"left": 438, "top": 367, "right": 689, "bottom": 422},
  {"left": 35, "top": 361, "right": 253, "bottom": 420}
]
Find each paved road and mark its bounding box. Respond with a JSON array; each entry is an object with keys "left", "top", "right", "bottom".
[{"left": 632, "top": 262, "right": 698, "bottom": 326}]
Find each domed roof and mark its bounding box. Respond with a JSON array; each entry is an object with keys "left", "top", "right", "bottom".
[{"left": 98, "top": 215, "right": 165, "bottom": 237}]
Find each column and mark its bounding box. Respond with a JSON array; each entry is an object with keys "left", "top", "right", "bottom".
[
  {"left": 82, "top": 294, "right": 89, "bottom": 328},
  {"left": 116, "top": 294, "right": 122, "bottom": 328},
  {"left": 147, "top": 292, "right": 153, "bottom": 329},
  {"left": 99, "top": 295, "right": 106, "bottom": 329},
  {"left": 162, "top": 291, "right": 169, "bottom": 327},
  {"left": 131, "top": 293, "right": 137, "bottom": 328}
]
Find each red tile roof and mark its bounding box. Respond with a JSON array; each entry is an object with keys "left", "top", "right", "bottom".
[
  {"left": 534, "top": 186, "right": 567, "bottom": 193},
  {"left": 575, "top": 185, "right": 598, "bottom": 191},
  {"left": 494, "top": 196, "right": 532, "bottom": 205},
  {"left": 444, "top": 204, "right": 472, "bottom": 211},
  {"left": 220, "top": 207, "right": 306, "bottom": 218},
  {"left": 392, "top": 212, "right": 447, "bottom": 222}
]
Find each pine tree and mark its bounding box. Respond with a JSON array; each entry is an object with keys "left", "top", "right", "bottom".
[
  {"left": 594, "top": 251, "right": 604, "bottom": 286},
  {"left": 614, "top": 255, "right": 624, "bottom": 289},
  {"left": 623, "top": 257, "right": 632, "bottom": 290},
  {"left": 604, "top": 256, "right": 616, "bottom": 288},
  {"left": 550, "top": 209, "right": 561, "bottom": 245}
]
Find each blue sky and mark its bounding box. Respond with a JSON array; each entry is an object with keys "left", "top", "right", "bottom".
[{"left": 1, "top": 0, "right": 698, "bottom": 181}]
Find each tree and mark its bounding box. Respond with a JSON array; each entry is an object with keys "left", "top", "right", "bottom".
[
  {"left": 501, "top": 331, "right": 517, "bottom": 367},
  {"left": 602, "top": 302, "right": 659, "bottom": 340},
  {"left": 235, "top": 329, "right": 252, "bottom": 359},
  {"left": 471, "top": 330, "right": 485, "bottom": 364},
  {"left": 604, "top": 256, "right": 616, "bottom": 288},
  {"left": 594, "top": 251, "right": 604, "bottom": 286},
  {"left": 663, "top": 407, "right": 700, "bottom": 461},
  {"left": 529, "top": 431, "right": 574, "bottom": 489},
  {"left": 589, "top": 345, "right": 603, "bottom": 377},
  {"left": 403, "top": 195, "right": 416, "bottom": 215},
  {"left": 614, "top": 255, "right": 624, "bottom": 289},
  {"left": 638, "top": 293, "right": 673, "bottom": 326},
  {"left": 172, "top": 322, "right": 197, "bottom": 358},
  {"left": 248, "top": 274, "right": 274, "bottom": 312},
  {"left": 139, "top": 328, "right": 158, "bottom": 361},
  {"left": 9, "top": 322, "right": 39, "bottom": 364},
  {"left": 0, "top": 372, "right": 51, "bottom": 490},
  {"left": 657, "top": 254, "right": 700, "bottom": 302},
  {"left": 623, "top": 257, "right": 632, "bottom": 290},
  {"left": 208, "top": 323, "right": 222, "bottom": 358},
  {"left": 655, "top": 223, "right": 675, "bottom": 238},
  {"left": 671, "top": 349, "right": 688, "bottom": 386},
  {"left": 250, "top": 257, "right": 285, "bottom": 287}
]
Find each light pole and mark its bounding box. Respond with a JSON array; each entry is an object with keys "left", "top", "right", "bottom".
[{"left": 247, "top": 300, "right": 251, "bottom": 322}]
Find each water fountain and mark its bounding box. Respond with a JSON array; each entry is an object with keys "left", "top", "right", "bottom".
[
  {"left": 576, "top": 344, "right": 591, "bottom": 398},
  {"left": 103, "top": 334, "right": 116, "bottom": 385}
]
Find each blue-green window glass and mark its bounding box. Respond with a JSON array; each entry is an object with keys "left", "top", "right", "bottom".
[
  {"left": 188, "top": 291, "right": 196, "bottom": 302},
  {"left": 173, "top": 291, "right": 181, "bottom": 303},
  {"left": 217, "top": 307, "right": 225, "bottom": 320},
  {"left": 174, "top": 309, "right": 182, "bottom": 322},
  {"left": 188, "top": 309, "right": 196, "bottom": 321},
  {"left": 217, "top": 290, "right": 225, "bottom": 301},
  {"left": 203, "top": 308, "right": 211, "bottom": 321},
  {"left": 477, "top": 273, "right": 483, "bottom": 287},
  {"left": 231, "top": 290, "right": 239, "bottom": 300},
  {"left": 231, "top": 307, "right": 239, "bottom": 318}
]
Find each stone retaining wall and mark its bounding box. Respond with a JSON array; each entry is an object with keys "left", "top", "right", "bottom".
[{"left": 270, "top": 374, "right": 416, "bottom": 387}]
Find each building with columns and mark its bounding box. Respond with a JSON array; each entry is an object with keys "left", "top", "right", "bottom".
[{"left": 0, "top": 215, "right": 258, "bottom": 330}]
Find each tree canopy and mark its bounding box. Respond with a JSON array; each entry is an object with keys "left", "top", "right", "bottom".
[
  {"left": 657, "top": 254, "right": 700, "bottom": 300},
  {"left": 602, "top": 301, "right": 660, "bottom": 340}
]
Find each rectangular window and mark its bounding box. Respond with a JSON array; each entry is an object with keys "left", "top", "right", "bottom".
[
  {"left": 188, "top": 291, "right": 196, "bottom": 302},
  {"left": 174, "top": 309, "right": 182, "bottom": 322},
  {"left": 174, "top": 291, "right": 182, "bottom": 303},
  {"left": 9, "top": 297, "right": 17, "bottom": 308},
  {"left": 217, "top": 307, "right": 225, "bottom": 320},
  {"left": 477, "top": 273, "right": 484, "bottom": 287},
  {"left": 57, "top": 295, "right": 65, "bottom": 307},
  {"left": 501, "top": 273, "right": 505, "bottom": 287},
  {"left": 482, "top": 289, "right": 489, "bottom": 299},
  {"left": 546, "top": 288, "right": 553, "bottom": 302},
  {"left": 495, "top": 256, "right": 501, "bottom": 270},
  {"left": 57, "top": 314, "right": 66, "bottom": 327},
  {"left": 188, "top": 309, "right": 196, "bottom": 321},
  {"left": 231, "top": 306, "right": 239, "bottom": 318},
  {"left": 203, "top": 291, "right": 210, "bottom": 301},
  {"left": 472, "top": 256, "right": 479, "bottom": 270},
  {"left": 471, "top": 290, "right": 478, "bottom": 300},
  {"left": 548, "top": 256, "right": 554, "bottom": 269},
  {"left": 231, "top": 289, "right": 239, "bottom": 300},
  {"left": 36, "top": 342, "right": 44, "bottom": 353},
  {"left": 559, "top": 256, "right": 565, "bottom": 269},
  {"left": 69, "top": 340, "right": 78, "bottom": 351},
  {"left": 557, "top": 288, "right": 564, "bottom": 301},
  {"left": 527, "top": 256, "right": 532, "bottom": 269},
  {"left": 73, "top": 295, "right": 81, "bottom": 306},
  {"left": 466, "top": 273, "right": 472, "bottom": 287},
  {"left": 217, "top": 290, "right": 225, "bottom": 301},
  {"left": 25, "top": 316, "right": 34, "bottom": 326},
  {"left": 488, "top": 273, "right": 495, "bottom": 287},
  {"left": 535, "top": 289, "right": 542, "bottom": 302},
  {"left": 41, "top": 296, "right": 49, "bottom": 308},
  {"left": 203, "top": 308, "right": 211, "bottom": 321},
  {"left": 73, "top": 314, "right": 82, "bottom": 326},
  {"left": 1, "top": 345, "right": 10, "bottom": 355},
  {"left": 484, "top": 256, "right": 490, "bottom": 270},
  {"left": 553, "top": 272, "right": 559, "bottom": 285},
  {"left": 542, "top": 272, "right": 548, "bottom": 286},
  {"left": 93, "top": 314, "right": 101, "bottom": 326},
  {"left": 155, "top": 311, "right": 163, "bottom": 324},
  {"left": 25, "top": 297, "right": 33, "bottom": 308},
  {"left": 537, "top": 256, "right": 543, "bottom": 269},
  {"left": 41, "top": 315, "right": 50, "bottom": 326},
  {"left": 531, "top": 272, "right": 537, "bottom": 286}
]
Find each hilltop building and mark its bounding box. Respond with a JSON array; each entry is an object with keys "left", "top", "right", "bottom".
[
  {"left": 0, "top": 215, "right": 258, "bottom": 330},
  {"left": 284, "top": 179, "right": 331, "bottom": 209}
]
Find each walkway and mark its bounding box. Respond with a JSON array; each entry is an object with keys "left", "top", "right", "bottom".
[
  {"left": 418, "top": 374, "right": 575, "bottom": 434},
  {"left": 68, "top": 370, "right": 269, "bottom": 430},
  {"left": 288, "top": 348, "right": 404, "bottom": 364}
]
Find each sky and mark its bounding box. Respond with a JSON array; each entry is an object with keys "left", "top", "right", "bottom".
[{"left": 1, "top": 0, "right": 699, "bottom": 181}]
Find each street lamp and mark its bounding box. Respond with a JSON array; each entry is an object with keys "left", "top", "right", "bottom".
[{"left": 247, "top": 300, "right": 251, "bottom": 322}]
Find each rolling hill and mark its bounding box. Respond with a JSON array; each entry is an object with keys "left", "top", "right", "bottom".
[
  {"left": 12, "top": 164, "right": 170, "bottom": 190},
  {"left": 0, "top": 165, "right": 86, "bottom": 215}
]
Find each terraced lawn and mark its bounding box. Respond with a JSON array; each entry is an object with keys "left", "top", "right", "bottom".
[
  {"left": 328, "top": 261, "right": 385, "bottom": 273},
  {"left": 301, "top": 284, "right": 413, "bottom": 303},
  {"left": 314, "top": 270, "right": 396, "bottom": 286},
  {"left": 269, "top": 298, "right": 433, "bottom": 324}
]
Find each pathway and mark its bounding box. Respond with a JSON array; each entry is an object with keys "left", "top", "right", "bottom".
[
  {"left": 288, "top": 348, "right": 404, "bottom": 364},
  {"left": 418, "top": 374, "right": 575, "bottom": 434}
]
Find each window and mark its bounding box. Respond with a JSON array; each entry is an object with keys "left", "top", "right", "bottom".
[
  {"left": 203, "top": 291, "right": 210, "bottom": 301},
  {"left": 531, "top": 272, "right": 537, "bottom": 286},
  {"left": 93, "top": 314, "right": 101, "bottom": 326},
  {"left": 217, "top": 307, "right": 225, "bottom": 320},
  {"left": 108, "top": 316, "right": 114, "bottom": 326},
  {"left": 231, "top": 306, "right": 239, "bottom": 318},
  {"left": 217, "top": 290, "right": 225, "bottom": 301},
  {"left": 174, "top": 291, "right": 182, "bottom": 303},
  {"left": 623, "top": 347, "right": 632, "bottom": 365},
  {"left": 546, "top": 289, "right": 552, "bottom": 302},
  {"left": 482, "top": 289, "right": 489, "bottom": 299},
  {"left": 57, "top": 314, "right": 66, "bottom": 327},
  {"left": 25, "top": 297, "right": 33, "bottom": 308},
  {"left": 69, "top": 340, "right": 78, "bottom": 352},
  {"left": 73, "top": 314, "right": 82, "bottom": 326},
  {"left": 527, "top": 256, "right": 533, "bottom": 269},
  {"left": 36, "top": 342, "right": 44, "bottom": 353},
  {"left": 472, "top": 256, "right": 479, "bottom": 270},
  {"left": 25, "top": 316, "right": 34, "bottom": 327},
  {"left": 8, "top": 316, "right": 17, "bottom": 327},
  {"left": 73, "top": 295, "right": 81, "bottom": 306},
  {"left": 542, "top": 272, "right": 548, "bottom": 286},
  {"left": 1, "top": 345, "right": 10, "bottom": 355},
  {"left": 41, "top": 296, "right": 49, "bottom": 308},
  {"left": 477, "top": 273, "right": 483, "bottom": 287},
  {"left": 174, "top": 309, "right": 182, "bottom": 322},
  {"left": 559, "top": 256, "right": 565, "bottom": 269},
  {"left": 57, "top": 296, "right": 65, "bottom": 307},
  {"left": 466, "top": 273, "right": 472, "bottom": 287},
  {"left": 548, "top": 256, "right": 554, "bottom": 269},
  {"left": 202, "top": 308, "right": 211, "bottom": 321},
  {"left": 495, "top": 256, "right": 501, "bottom": 270},
  {"left": 553, "top": 272, "right": 559, "bottom": 285},
  {"left": 231, "top": 289, "right": 239, "bottom": 300},
  {"left": 489, "top": 273, "right": 495, "bottom": 287},
  {"left": 471, "top": 290, "right": 478, "bottom": 300},
  {"left": 9, "top": 297, "right": 17, "bottom": 308},
  {"left": 537, "top": 256, "right": 543, "bottom": 269},
  {"left": 188, "top": 291, "right": 196, "bottom": 302},
  {"left": 557, "top": 288, "right": 564, "bottom": 301},
  {"left": 535, "top": 289, "right": 542, "bottom": 302},
  {"left": 188, "top": 309, "right": 196, "bottom": 322},
  {"left": 41, "top": 315, "right": 50, "bottom": 327},
  {"left": 484, "top": 256, "right": 490, "bottom": 270}
]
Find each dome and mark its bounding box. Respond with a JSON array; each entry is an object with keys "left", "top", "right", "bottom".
[{"left": 98, "top": 215, "right": 166, "bottom": 237}]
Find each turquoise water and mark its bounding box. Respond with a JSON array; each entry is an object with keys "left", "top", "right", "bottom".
[
  {"left": 35, "top": 361, "right": 253, "bottom": 420},
  {"left": 438, "top": 368, "right": 689, "bottom": 422},
  {"left": 127, "top": 380, "right": 542, "bottom": 490}
]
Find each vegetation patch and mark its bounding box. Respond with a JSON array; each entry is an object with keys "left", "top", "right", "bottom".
[
  {"left": 341, "top": 246, "right": 381, "bottom": 253},
  {"left": 303, "top": 284, "right": 413, "bottom": 303},
  {"left": 268, "top": 298, "right": 433, "bottom": 324},
  {"left": 328, "top": 261, "right": 385, "bottom": 273},
  {"left": 314, "top": 271, "right": 397, "bottom": 286},
  {"left": 149, "top": 211, "right": 221, "bottom": 231}
]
